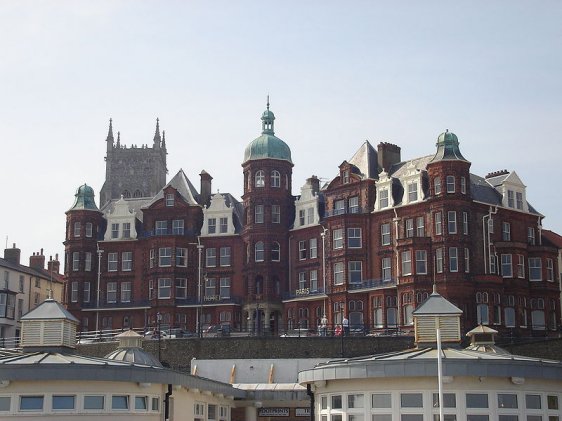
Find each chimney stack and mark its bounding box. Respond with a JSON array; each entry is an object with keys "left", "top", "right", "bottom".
[
  {"left": 200, "top": 170, "right": 213, "bottom": 207},
  {"left": 308, "top": 175, "right": 320, "bottom": 195},
  {"left": 377, "top": 142, "right": 401, "bottom": 173},
  {"left": 47, "top": 254, "right": 60, "bottom": 275},
  {"left": 4, "top": 243, "right": 21, "bottom": 265},
  {"left": 29, "top": 249, "right": 46, "bottom": 270}
]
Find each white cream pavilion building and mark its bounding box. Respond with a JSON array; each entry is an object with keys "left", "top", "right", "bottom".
[{"left": 298, "top": 290, "right": 562, "bottom": 421}]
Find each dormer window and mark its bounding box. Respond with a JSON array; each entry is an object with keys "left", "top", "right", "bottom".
[
  {"left": 446, "top": 176, "right": 455, "bottom": 193},
  {"left": 379, "top": 189, "right": 389, "bottom": 208},
  {"left": 408, "top": 183, "right": 418, "bottom": 202},
  {"left": 219, "top": 217, "right": 228, "bottom": 233},
  {"left": 111, "top": 223, "right": 119, "bottom": 239},
  {"left": 123, "top": 222, "right": 131, "bottom": 238},
  {"left": 434, "top": 177, "right": 441, "bottom": 195},
  {"left": 165, "top": 193, "right": 174, "bottom": 207},
  {"left": 208, "top": 218, "right": 216, "bottom": 234},
  {"left": 507, "top": 190, "right": 515, "bottom": 208},
  {"left": 255, "top": 170, "right": 265, "bottom": 187},
  {"left": 343, "top": 170, "right": 350, "bottom": 184},
  {"left": 271, "top": 170, "right": 281, "bottom": 188},
  {"left": 516, "top": 192, "right": 523, "bottom": 210}
]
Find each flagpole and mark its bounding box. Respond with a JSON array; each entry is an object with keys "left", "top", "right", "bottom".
[{"left": 437, "top": 325, "right": 444, "bottom": 421}]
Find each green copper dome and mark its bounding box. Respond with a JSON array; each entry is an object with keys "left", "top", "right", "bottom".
[
  {"left": 68, "top": 184, "right": 100, "bottom": 211},
  {"left": 429, "top": 129, "right": 468, "bottom": 163},
  {"left": 243, "top": 104, "right": 292, "bottom": 165}
]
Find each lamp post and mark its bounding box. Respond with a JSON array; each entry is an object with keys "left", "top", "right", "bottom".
[
  {"left": 196, "top": 240, "right": 204, "bottom": 338},
  {"left": 320, "top": 227, "right": 328, "bottom": 318},
  {"left": 157, "top": 311, "right": 162, "bottom": 361},
  {"left": 95, "top": 243, "right": 104, "bottom": 337}
]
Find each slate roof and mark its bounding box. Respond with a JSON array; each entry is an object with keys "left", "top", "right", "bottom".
[
  {"left": 144, "top": 169, "right": 201, "bottom": 207},
  {"left": 412, "top": 291, "right": 462, "bottom": 316},
  {"left": 20, "top": 298, "right": 79, "bottom": 322},
  {"left": 348, "top": 141, "right": 379, "bottom": 179},
  {"left": 0, "top": 258, "right": 64, "bottom": 285}
]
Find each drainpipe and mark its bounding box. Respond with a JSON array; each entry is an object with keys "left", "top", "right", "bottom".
[
  {"left": 164, "top": 384, "right": 172, "bottom": 421},
  {"left": 306, "top": 384, "right": 315, "bottom": 421},
  {"left": 393, "top": 208, "right": 401, "bottom": 327},
  {"left": 482, "top": 206, "right": 497, "bottom": 274},
  {"left": 537, "top": 216, "right": 542, "bottom": 246}
]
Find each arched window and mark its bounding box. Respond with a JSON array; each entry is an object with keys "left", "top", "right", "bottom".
[
  {"left": 271, "top": 242, "right": 280, "bottom": 261},
  {"left": 255, "top": 241, "right": 265, "bottom": 262},
  {"left": 133, "top": 189, "right": 143, "bottom": 198},
  {"left": 271, "top": 170, "right": 281, "bottom": 188},
  {"left": 122, "top": 190, "right": 131, "bottom": 198},
  {"left": 255, "top": 170, "right": 265, "bottom": 187}
]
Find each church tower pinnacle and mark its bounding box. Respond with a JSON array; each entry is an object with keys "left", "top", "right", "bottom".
[{"left": 153, "top": 118, "right": 161, "bottom": 148}]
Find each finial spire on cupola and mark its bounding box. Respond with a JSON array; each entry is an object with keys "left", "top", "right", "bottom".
[
  {"left": 153, "top": 117, "right": 161, "bottom": 146},
  {"left": 261, "top": 96, "right": 275, "bottom": 135}
]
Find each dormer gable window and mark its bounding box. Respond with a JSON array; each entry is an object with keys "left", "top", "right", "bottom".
[
  {"left": 400, "top": 163, "right": 424, "bottom": 205},
  {"left": 165, "top": 193, "right": 174, "bottom": 207},
  {"left": 201, "top": 193, "right": 235, "bottom": 236},
  {"left": 407, "top": 182, "right": 418, "bottom": 202},
  {"left": 293, "top": 178, "right": 320, "bottom": 229},
  {"left": 374, "top": 170, "right": 393, "bottom": 211}
]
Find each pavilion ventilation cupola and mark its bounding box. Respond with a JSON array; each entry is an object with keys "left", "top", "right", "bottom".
[
  {"left": 261, "top": 97, "right": 275, "bottom": 135},
  {"left": 19, "top": 298, "right": 79, "bottom": 353},
  {"left": 412, "top": 287, "right": 463, "bottom": 348}
]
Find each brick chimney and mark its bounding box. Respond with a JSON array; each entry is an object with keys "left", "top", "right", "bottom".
[
  {"left": 308, "top": 175, "right": 320, "bottom": 195},
  {"left": 200, "top": 170, "right": 213, "bottom": 207},
  {"left": 29, "top": 249, "right": 46, "bottom": 270},
  {"left": 47, "top": 254, "right": 60, "bottom": 275},
  {"left": 377, "top": 142, "right": 401, "bottom": 173},
  {"left": 4, "top": 243, "right": 21, "bottom": 265}
]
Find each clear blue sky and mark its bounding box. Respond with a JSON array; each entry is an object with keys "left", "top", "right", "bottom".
[{"left": 1, "top": 1, "right": 561, "bottom": 266}]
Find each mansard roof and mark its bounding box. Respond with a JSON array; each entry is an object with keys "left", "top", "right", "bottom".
[
  {"left": 388, "top": 155, "right": 433, "bottom": 178},
  {"left": 144, "top": 169, "right": 200, "bottom": 207}
]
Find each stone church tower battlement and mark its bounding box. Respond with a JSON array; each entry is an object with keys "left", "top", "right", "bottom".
[{"left": 100, "top": 118, "right": 168, "bottom": 208}]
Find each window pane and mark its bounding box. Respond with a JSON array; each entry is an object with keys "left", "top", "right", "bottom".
[
  {"left": 467, "top": 417, "right": 489, "bottom": 421},
  {"left": 373, "top": 416, "right": 392, "bottom": 421},
  {"left": 349, "top": 415, "right": 364, "bottom": 421},
  {"left": 548, "top": 395, "right": 559, "bottom": 410},
  {"left": 53, "top": 395, "right": 75, "bottom": 410},
  {"left": 135, "top": 396, "right": 148, "bottom": 410},
  {"left": 84, "top": 395, "right": 104, "bottom": 410},
  {"left": 433, "top": 393, "right": 456, "bottom": 408},
  {"left": 331, "top": 395, "right": 342, "bottom": 409},
  {"left": 498, "top": 394, "right": 518, "bottom": 409},
  {"left": 20, "top": 396, "right": 43, "bottom": 411},
  {"left": 526, "top": 394, "right": 541, "bottom": 409},
  {"left": 112, "top": 395, "right": 129, "bottom": 410},
  {"left": 402, "top": 415, "right": 423, "bottom": 421},
  {"left": 499, "top": 416, "right": 519, "bottom": 421},
  {"left": 0, "top": 397, "right": 9, "bottom": 411},
  {"left": 466, "top": 393, "right": 488, "bottom": 408},
  {"left": 401, "top": 393, "right": 423, "bottom": 408},
  {"left": 348, "top": 394, "right": 364, "bottom": 408}
]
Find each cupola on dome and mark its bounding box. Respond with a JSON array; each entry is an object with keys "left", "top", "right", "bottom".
[
  {"left": 429, "top": 129, "right": 468, "bottom": 163},
  {"left": 243, "top": 102, "right": 292, "bottom": 165}
]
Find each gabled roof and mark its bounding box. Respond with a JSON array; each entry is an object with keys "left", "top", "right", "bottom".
[
  {"left": 348, "top": 141, "right": 378, "bottom": 179},
  {"left": 144, "top": 169, "right": 200, "bottom": 208},
  {"left": 101, "top": 197, "right": 153, "bottom": 221},
  {"left": 21, "top": 298, "right": 79, "bottom": 322}
]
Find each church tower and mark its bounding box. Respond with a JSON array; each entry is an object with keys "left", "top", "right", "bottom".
[
  {"left": 241, "top": 100, "right": 294, "bottom": 334},
  {"left": 99, "top": 118, "right": 167, "bottom": 207}
]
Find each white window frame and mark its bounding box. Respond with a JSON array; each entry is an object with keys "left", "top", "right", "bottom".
[
  {"left": 176, "top": 247, "right": 188, "bottom": 267},
  {"left": 348, "top": 261, "right": 362, "bottom": 284},
  {"left": 381, "top": 223, "right": 391, "bottom": 245},
  {"left": 379, "top": 188, "right": 389, "bottom": 208},
  {"left": 108, "top": 252, "right": 118, "bottom": 272},
  {"left": 447, "top": 211, "right": 457, "bottom": 234},
  {"left": 347, "top": 227, "right": 362, "bottom": 248},
  {"left": 255, "top": 205, "right": 264, "bottom": 223},
  {"left": 122, "top": 251, "right": 132, "bottom": 271},
  {"left": 449, "top": 247, "right": 458, "bottom": 272},
  {"left": 333, "top": 262, "right": 344, "bottom": 285},
  {"left": 415, "top": 250, "right": 427, "bottom": 274},
  {"left": 501, "top": 254, "right": 513, "bottom": 278},
  {"left": 175, "top": 278, "right": 187, "bottom": 299},
  {"left": 255, "top": 170, "right": 265, "bottom": 187},
  {"left": 208, "top": 218, "right": 216, "bottom": 234},
  {"left": 220, "top": 247, "right": 231, "bottom": 267},
  {"left": 255, "top": 241, "right": 264, "bottom": 262},
  {"left": 158, "top": 278, "right": 172, "bottom": 299},
  {"left": 446, "top": 175, "right": 455, "bottom": 193},
  {"left": 206, "top": 248, "right": 217, "bottom": 267},
  {"left": 435, "top": 212, "right": 442, "bottom": 235},
  {"left": 271, "top": 170, "right": 281, "bottom": 188},
  {"left": 272, "top": 204, "right": 280, "bottom": 224},
  {"left": 121, "top": 282, "right": 131, "bottom": 303},
  {"left": 333, "top": 228, "right": 344, "bottom": 249},
  {"left": 106, "top": 282, "right": 117, "bottom": 303},
  {"left": 172, "top": 219, "right": 184, "bottom": 235},
  {"left": 309, "top": 238, "right": 317, "bottom": 258},
  {"left": 382, "top": 257, "right": 392, "bottom": 281},
  {"left": 401, "top": 250, "right": 412, "bottom": 276},
  {"left": 529, "top": 257, "right": 542, "bottom": 281},
  {"left": 158, "top": 248, "right": 172, "bottom": 267}
]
